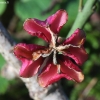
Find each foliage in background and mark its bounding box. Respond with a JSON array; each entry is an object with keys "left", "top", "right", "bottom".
[
  {"left": 0, "top": 55, "right": 8, "bottom": 95},
  {"left": 0, "top": 76, "right": 9, "bottom": 94},
  {"left": 0, "top": 55, "right": 5, "bottom": 69},
  {"left": 0, "top": 0, "right": 7, "bottom": 15},
  {"left": 14, "top": 0, "right": 59, "bottom": 20}
]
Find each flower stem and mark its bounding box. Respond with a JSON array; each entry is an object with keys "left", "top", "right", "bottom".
[
  {"left": 67, "top": 0, "right": 97, "bottom": 37},
  {"left": 79, "top": 0, "right": 83, "bottom": 12}
]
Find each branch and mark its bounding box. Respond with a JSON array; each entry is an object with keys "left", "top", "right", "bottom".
[
  {"left": 0, "top": 22, "right": 68, "bottom": 100},
  {"left": 67, "top": 0, "right": 97, "bottom": 37},
  {"left": 0, "top": 63, "right": 16, "bottom": 80}
]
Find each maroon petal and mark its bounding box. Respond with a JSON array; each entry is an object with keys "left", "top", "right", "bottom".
[
  {"left": 59, "top": 57, "right": 84, "bottom": 82},
  {"left": 38, "top": 58, "right": 83, "bottom": 87},
  {"left": 38, "top": 61, "right": 59, "bottom": 87},
  {"left": 23, "top": 19, "right": 51, "bottom": 42},
  {"left": 63, "top": 28, "right": 86, "bottom": 46},
  {"left": 14, "top": 43, "right": 45, "bottom": 60},
  {"left": 38, "top": 56, "right": 84, "bottom": 87},
  {"left": 64, "top": 46, "right": 88, "bottom": 65},
  {"left": 63, "top": 29, "right": 88, "bottom": 65},
  {"left": 20, "top": 57, "right": 44, "bottom": 77},
  {"left": 33, "top": 18, "right": 48, "bottom": 27},
  {"left": 47, "top": 10, "right": 68, "bottom": 34}
]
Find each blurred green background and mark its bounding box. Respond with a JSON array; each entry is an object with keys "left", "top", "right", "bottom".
[{"left": 0, "top": 0, "right": 100, "bottom": 100}]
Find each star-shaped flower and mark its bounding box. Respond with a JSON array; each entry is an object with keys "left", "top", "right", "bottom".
[{"left": 14, "top": 10, "right": 88, "bottom": 87}]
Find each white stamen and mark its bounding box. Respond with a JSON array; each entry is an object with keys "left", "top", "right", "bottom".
[
  {"left": 53, "top": 50, "right": 57, "bottom": 65},
  {"left": 67, "top": 44, "right": 81, "bottom": 48},
  {"left": 57, "top": 64, "right": 61, "bottom": 74},
  {"left": 42, "top": 49, "right": 53, "bottom": 57},
  {"left": 56, "top": 44, "right": 80, "bottom": 51},
  {"left": 47, "top": 27, "right": 56, "bottom": 48}
]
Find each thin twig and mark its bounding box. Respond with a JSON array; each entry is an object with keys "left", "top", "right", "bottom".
[
  {"left": 78, "top": 78, "right": 98, "bottom": 100},
  {"left": 67, "top": 0, "right": 97, "bottom": 37},
  {"left": 79, "top": 0, "right": 83, "bottom": 12}
]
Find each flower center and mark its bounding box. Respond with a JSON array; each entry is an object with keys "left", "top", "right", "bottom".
[
  {"left": 32, "top": 27, "right": 81, "bottom": 73},
  {"left": 46, "top": 27, "right": 81, "bottom": 65}
]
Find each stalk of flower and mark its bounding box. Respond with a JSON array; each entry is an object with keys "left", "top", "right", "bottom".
[{"left": 14, "top": 10, "right": 88, "bottom": 87}]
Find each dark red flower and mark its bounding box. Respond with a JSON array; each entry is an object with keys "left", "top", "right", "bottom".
[{"left": 14, "top": 10, "right": 88, "bottom": 87}]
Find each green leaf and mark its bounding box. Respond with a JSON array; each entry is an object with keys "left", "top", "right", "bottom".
[
  {"left": 87, "top": 34, "right": 99, "bottom": 49},
  {"left": 66, "top": 0, "right": 78, "bottom": 21},
  {"left": 83, "top": 60, "right": 93, "bottom": 74},
  {"left": 64, "top": 0, "right": 79, "bottom": 31},
  {"left": 0, "top": 0, "right": 7, "bottom": 15},
  {"left": 14, "top": 0, "right": 58, "bottom": 21},
  {"left": 0, "top": 76, "right": 9, "bottom": 94},
  {"left": 84, "top": 23, "right": 92, "bottom": 31}
]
